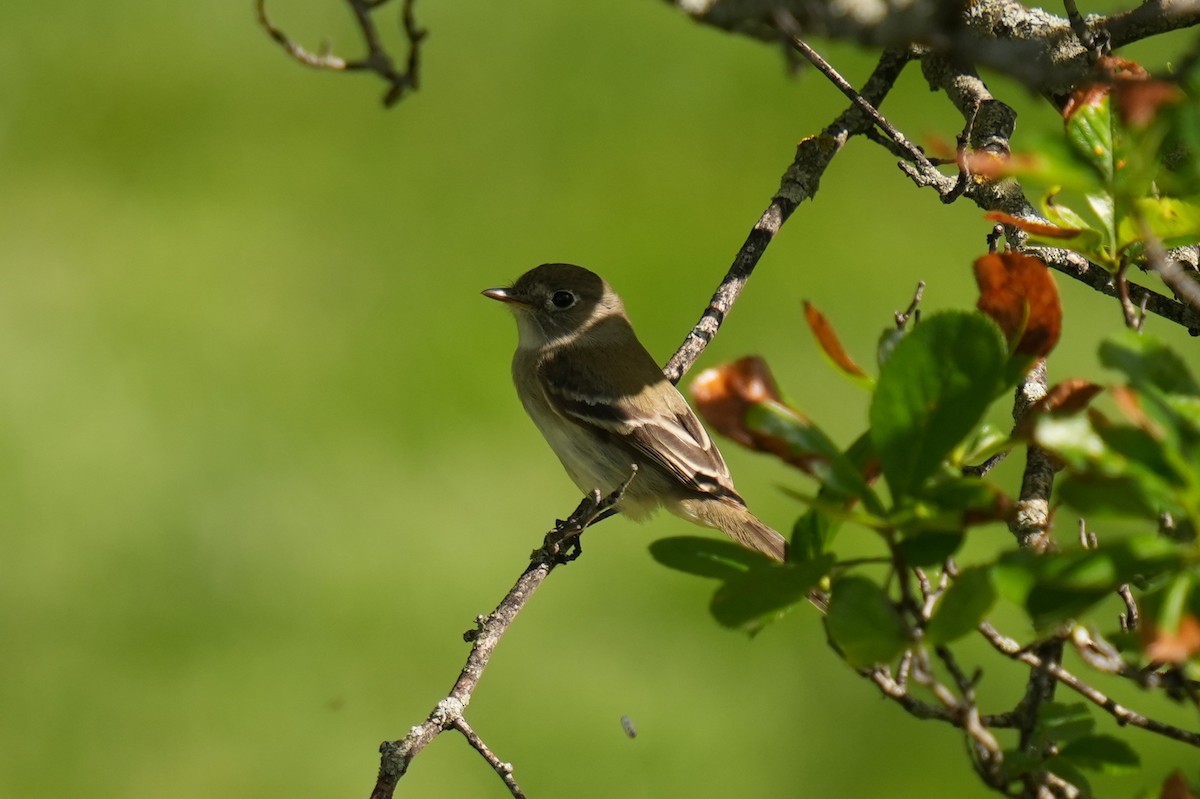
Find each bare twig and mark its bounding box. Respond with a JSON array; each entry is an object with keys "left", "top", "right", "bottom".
[
  {"left": 773, "top": 13, "right": 937, "bottom": 178},
  {"left": 371, "top": 476, "right": 633, "bottom": 799},
  {"left": 1140, "top": 222, "right": 1200, "bottom": 318},
  {"left": 257, "top": 0, "right": 426, "bottom": 107},
  {"left": 451, "top": 717, "right": 526, "bottom": 799},
  {"left": 980, "top": 622, "right": 1200, "bottom": 748},
  {"left": 663, "top": 47, "right": 912, "bottom": 382},
  {"left": 1029, "top": 246, "right": 1200, "bottom": 335},
  {"left": 895, "top": 281, "right": 925, "bottom": 329}
]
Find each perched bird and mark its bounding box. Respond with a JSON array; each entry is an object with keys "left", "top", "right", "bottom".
[{"left": 483, "top": 263, "right": 786, "bottom": 562}]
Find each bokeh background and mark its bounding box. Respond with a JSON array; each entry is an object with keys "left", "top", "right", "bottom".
[{"left": 2, "top": 2, "right": 1197, "bottom": 797}]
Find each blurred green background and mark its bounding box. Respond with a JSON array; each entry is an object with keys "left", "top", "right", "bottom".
[{"left": 2, "top": 2, "right": 1197, "bottom": 797}]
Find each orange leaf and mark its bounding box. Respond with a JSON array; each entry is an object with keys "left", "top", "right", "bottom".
[
  {"left": 1015, "top": 379, "right": 1103, "bottom": 438},
  {"left": 803, "top": 301, "right": 867, "bottom": 379},
  {"left": 690, "top": 357, "right": 822, "bottom": 473},
  {"left": 1115, "top": 79, "right": 1183, "bottom": 129},
  {"left": 974, "top": 252, "right": 1062, "bottom": 358},
  {"left": 1142, "top": 614, "right": 1200, "bottom": 664},
  {"left": 1040, "top": 379, "right": 1103, "bottom": 414},
  {"left": 691, "top": 356, "right": 787, "bottom": 451},
  {"left": 1064, "top": 55, "right": 1182, "bottom": 129},
  {"left": 984, "top": 211, "right": 1082, "bottom": 239},
  {"left": 1162, "top": 771, "right": 1199, "bottom": 799}
]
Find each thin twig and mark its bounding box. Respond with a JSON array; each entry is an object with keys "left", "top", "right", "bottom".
[
  {"left": 663, "top": 47, "right": 912, "bottom": 382},
  {"left": 980, "top": 622, "right": 1200, "bottom": 748},
  {"left": 452, "top": 717, "right": 526, "bottom": 798},
  {"left": 1029, "top": 246, "right": 1200, "bottom": 334},
  {"left": 895, "top": 281, "right": 925, "bottom": 329},
  {"left": 772, "top": 13, "right": 941, "bottom": 184},
  {"left": 370, "top": 476, "right": 634, "bottom": 799},
  {"left": 257, "top": 0, "right": 426, "bottom": 107}
]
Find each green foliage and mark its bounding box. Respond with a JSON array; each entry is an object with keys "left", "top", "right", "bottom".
[
  {"left": 1038, "top": 331, "right": 1200, "bottom": 536},
  {"left": 825, "top": 576, "right": 910, "bottom": 668},
  {"left": 995, "top": 72, "right": 1200, "bottom": 270},
  {"left": 869, "top": 312, "right": 1009, "bottom": 499},
  {"left": 658, "top": 224, "right": 1200, "bottom": 796},
  {"left": 925, "top": 567, "right": 997, "bottom": 644}
]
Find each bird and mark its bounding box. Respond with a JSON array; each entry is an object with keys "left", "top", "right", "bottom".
[{"left": 482, "top": 263, "right": 786, "bottom": 562}]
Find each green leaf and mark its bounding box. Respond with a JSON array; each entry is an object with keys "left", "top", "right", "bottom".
[
  {"left": 649, "top": 536, "right": 771, "bottom": 580},
  {"left": 1035, "top": 702, "right": 1095, "bottom": 745},
  {"left": 710, "top": 555, "right": 833, "bottom": 634},
  {"left": 869, "top": 312, "right": 1009, "bottom": 499},
  {"left": 1142, "top": 572, "right": 1194, "bottom": 636},
  {"left": 1085, "top": 191, "right": 1116, "bottom": 248},
  {"left": 1099, "top": 331, "right": 1200, "bottom": 396},
  {"left": 825, "top": 576, "right": 909, "bottom": 667},
  {"left": 897, "top": 531, "right": 964, "bottom": 567},
  {"left": 1118, "top": 196, "right": 1200, "bottom": 250},
  {"left": 876, "top": 327, "right": 905, "bottom": 369},
  {"left": 1058, "top": 735, "right": 1140, "bottom": 775},
  {"left": 1044, "top": 757, "right": 1093, "bottom": 796},
  {"left": 1066, "top": 94, "right": 1115, "bottom": 183},
  {"left": 790, "top": 510, "right": 833, "bottom": 562},
  {"left": 926, "top": 567, "right": 998, "bottom": 644},
  {"left": 1041, "top": 192, "right": 1094, "bottom": 231},
  {"left": 1057, "top": 473, "right": 1160, "bottom": 519},
  {"left": 746, "top": 402, "right": 884, "bottom": 516},
  {"left": 912, "top": 476, "right": 1011, "bottom": 528},
  {"left": 996, "top": 536, "right": 1183, "bottom": 629}
]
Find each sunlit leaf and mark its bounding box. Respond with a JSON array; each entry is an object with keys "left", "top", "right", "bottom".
[
  {"left": 691, "top": 356, "right": 790, "bottom": 452},
  {"left": 870, "top": 312, "right": 1009, "bottom": 499},
  {"left": 1065, "top": 88, "right": 1115, "bottom": 183},
  {"left": 1117, "top": 196, "right": 1200, "bottom": 250},
  {"left": 1099, "top": 331, "right": 1200, "bottom": 396},
  {"left": 974, "top": 251, "right": 1062, "bottom": 359},
  {"left": 747, "top": 402, "right": 885, "bottom": 515},
  {"left": 984, "top": 211, "right": 1103, "bottom": 254},
  {"left": 803, "top": 301, "right": 872, "bottom": 387}
]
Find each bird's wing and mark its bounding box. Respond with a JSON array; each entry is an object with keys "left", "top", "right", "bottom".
[{"left": 538, "top": 350, "right": 740, "bottom": 500}]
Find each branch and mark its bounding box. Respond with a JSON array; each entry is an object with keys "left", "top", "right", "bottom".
[
  {"left": 663, "top": 47, "right": 912, "bottom": 382},
  {"left": 1030, "top": 246, "right": 1200, "bottom": 335},
  {"left": 370, "top": 477, "right": 632, "bottom": 798},
  {"left": 979, "top": 622, "right": 1200, "bottom": 748},
  {"left": 257, "top": 0, "right": 426, "bottom": 107},
  {"left": 1010, "top": 360, "right": 1057, "bottom": 552}
]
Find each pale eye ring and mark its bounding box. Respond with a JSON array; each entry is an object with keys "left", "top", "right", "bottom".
[{"left": 550, "top": 290, "right": 576, "bottom": 309}]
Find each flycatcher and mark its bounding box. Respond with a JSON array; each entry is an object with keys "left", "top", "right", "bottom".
[{"left": 483, "top": 263, "right": 786, "bottom": 562}]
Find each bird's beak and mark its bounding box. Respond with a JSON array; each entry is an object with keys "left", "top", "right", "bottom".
[{"left": 482, "top": 287, "right": 530, "bottom": 305}]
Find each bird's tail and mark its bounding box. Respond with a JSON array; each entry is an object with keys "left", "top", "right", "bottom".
[{"left": 674, "top": 497, "right": 787, "bottom": 562}]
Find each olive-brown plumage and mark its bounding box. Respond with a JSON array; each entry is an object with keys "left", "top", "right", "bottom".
[{"left": 483, "top": 263, "right": 786, "bottom": 562}]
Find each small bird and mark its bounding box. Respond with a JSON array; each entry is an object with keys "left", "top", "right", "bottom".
[{"left": 483, "top": 263, "right": 786, "bottom": 562}]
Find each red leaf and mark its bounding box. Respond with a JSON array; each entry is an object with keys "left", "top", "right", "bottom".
[
  {"left": 1064, "top": 55, "right": 1182, "bottom": 129},
  {"left": 691, "top": 357, "right": 823, "bottom": 472},
  {"left": 1142, "top": 614, "right": 1200, "bottom": 664},
  {"left": 803, "top": 301, "right": 867, "bottom": 379},
  {"left": 974, "top": 252, "right": 1062, "bottom": 358},
  {"left": 1015, "top": 379, "right": 1102, "bottom": 438},
  {"left": 691, "top": 356, "right": 788, "bottom": 451},
  {"left": 985, "top": 211, "right": 1082, "bottom": 239},
  {"left": 1162, "top": 771, "right": 1199, "bottom": 799}
]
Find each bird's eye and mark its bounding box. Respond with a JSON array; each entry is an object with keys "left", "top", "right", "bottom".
[{"left": 550, "top": 290, "right": 576, "bottom": 309}]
